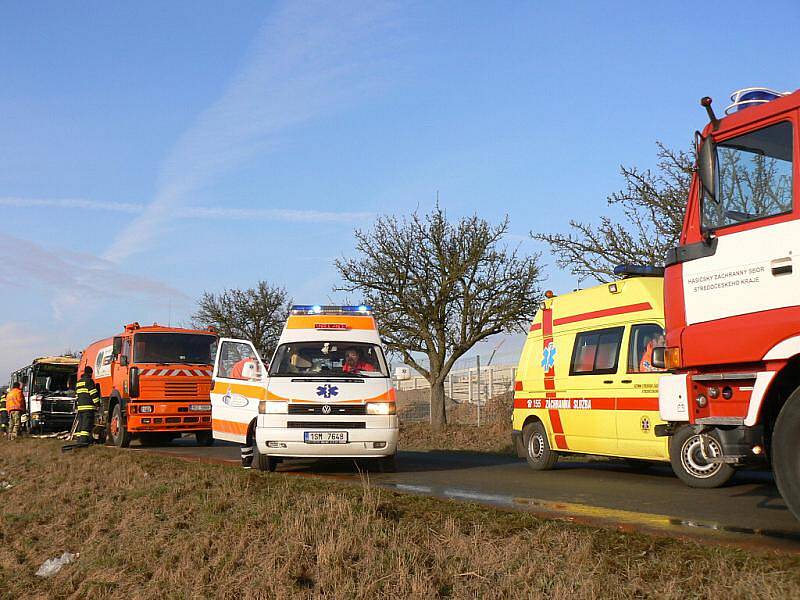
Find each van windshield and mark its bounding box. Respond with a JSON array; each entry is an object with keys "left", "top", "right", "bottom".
[
  {"left": 269, "top": 342, "right": 389, "bottom": 378},
  {"left": 134, "top": 333, "right": 216, "bottom": 365}
]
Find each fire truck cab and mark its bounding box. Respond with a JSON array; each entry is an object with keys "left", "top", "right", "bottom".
[
  {"left": 80, "top": 323, "right": 218, "bottom": 447},
  {"left": 658, "top": 87, "right": 800, "bottom": 515}
]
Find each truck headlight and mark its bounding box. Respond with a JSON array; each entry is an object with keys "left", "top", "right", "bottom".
[
  {"left": 189, "top": 404, "right": 211, "bottom": 411},
  {"left": 259, "top": 401, "right": 288, "bottom": 414},
  {"left": 366, "top": 402, "right": 396, "bottom": 415},
  {"left": 139, "top": 405, "right": 154, "bottom": 413}
]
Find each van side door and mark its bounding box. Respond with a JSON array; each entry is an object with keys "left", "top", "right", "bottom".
[
  {"left": 616, "top": 323, "right": 669, "bottom": 460},
  {"left": 211, "top": 338, "right": 267, "bottom": 444}
]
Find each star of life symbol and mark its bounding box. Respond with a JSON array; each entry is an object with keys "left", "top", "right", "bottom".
[
  {"left": 316, "top": 384, "right": 339, "bottom": 399},
  {"left": 541, "top": 342, "right": 557, "bottom": 371},
  {"left": 640, "top": 416, "right": 651, "bottom": 432}
]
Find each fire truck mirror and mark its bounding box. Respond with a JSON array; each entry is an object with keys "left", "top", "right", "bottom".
[
  {"left": 698, "top": 135, "right": 717, "bottom": 203},
  {"left": 129, "top": 367, "right": 140, "bottom": 398},
  {"left": 119, "top": 355, "right": 129, "bottom": 367},
  {"left": 112, "top": 336, "right": 123, "bottom": 357},
  {"left": 651, "top": 346, "right": 666, "bottom": 370}
]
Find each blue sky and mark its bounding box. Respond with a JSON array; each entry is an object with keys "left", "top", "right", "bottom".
[{"left": 1, "top": 0, "right": 798, "bottom": 374}]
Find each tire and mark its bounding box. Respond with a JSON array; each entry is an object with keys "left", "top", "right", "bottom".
[
  {"left": 253, "top": 441, "right": 279, "bottom": 472},
  {"left": 523, "top": 421, "right": 559, "bottom": 471},
  {"left": 772, "top": 387, "right": 800, "bottom": 521},
  {"left": 377, "top": 454, "right": 397, "bottom": 473},
  {"left": 107, "top": 403, "right": 131, "bottom": 448},
  {"left": 669, "top": 426, "right": 735, "bottom": 488},
  {"left": 195, "top": 431, "right": 214, "bottom": 446}
]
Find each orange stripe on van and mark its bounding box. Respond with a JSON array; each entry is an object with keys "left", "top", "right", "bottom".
[
  {"left": 553, "top": 302, "right": 652, "bottom": 327},
  {"left": 286, "top": 315, "right": 377, "bottom": 330},
  {"left": 212, "top": 418, "right": 249, "bottom": 437},
  {"left": 212, "top": 381, "right": 267, "bottom": 400},
  {"left": 548, "top": 409, "right": 569, "bottom": 450}
]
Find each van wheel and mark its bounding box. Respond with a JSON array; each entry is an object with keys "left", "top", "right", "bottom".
[
  {"left": 523, "top": 421, "right": 558, "bottom": 471},
  {"left": 108, "top": 404, "right": 131, "bottom": 448},
  {"left": 772, "top": 387, "right": 800, "bottom": 520},
  {"left": 254, "top": 442, "right": 279, "bottom": 472},
  {"left": 669, "top": 426, "right": 734, "bottom": 488}
]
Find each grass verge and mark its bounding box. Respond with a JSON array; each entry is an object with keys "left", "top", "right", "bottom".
[{"left": 1, "top": 439, "right": 798, "bottom": 599}]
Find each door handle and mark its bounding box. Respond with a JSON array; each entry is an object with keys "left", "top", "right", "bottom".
[
  {"left": 771, "top": 257, "right": 792, "bottom": 276},
  {"left": 620, "top": 379, "right": 632, "bottom": 384},
  {"left": 603, "top": 380, "right": 614, "bottom": 384}
]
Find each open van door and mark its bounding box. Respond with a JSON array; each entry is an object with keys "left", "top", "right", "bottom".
[{"left": 211, "top": 338, "right": 267, "bottom": 444}]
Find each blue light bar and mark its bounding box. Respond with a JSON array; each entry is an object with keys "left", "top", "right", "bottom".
[
  {"left": 725, "top": 87, "right": 786, "bottom": 115},
  {"left": 613, "top": 264, "right": 664, "bottom": 278},
  {"left": 290, "top": 305, "right": 373, "bottom": 315}
]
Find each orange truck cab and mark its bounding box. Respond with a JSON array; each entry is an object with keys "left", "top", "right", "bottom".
[{"left": 79, "top": 323, "right": 218, "bottom": 447}]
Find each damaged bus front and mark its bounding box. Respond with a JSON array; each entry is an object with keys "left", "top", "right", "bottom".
[{"left": 10, "top": 356, "right": 80, "bottom": 433}]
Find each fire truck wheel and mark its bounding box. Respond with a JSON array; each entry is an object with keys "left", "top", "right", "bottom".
[
  {"left": 523, "top": 421, "right": 558, "bottom": 471},
  {"left": 108, "top": 403, "right": 131, "bottom": 448},
  {"left": 772, "top": 387, "right": 800, "bottom": 521},
  {"left": 669, "top": 427, "right": 734, "bottom": 488},
  {"left": 195, "top": 431, "right": 214, "bottom": 446}
]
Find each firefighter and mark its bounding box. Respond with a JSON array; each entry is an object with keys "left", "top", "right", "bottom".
[
  {"left": 73, "top": 366, "right": 101, "bottom": 446},
  {"left": 0, "top": 389, "right": 8, "bottom": 435},
  {"left": 5, "top": 383, "right": 25, "bottom": 440}
]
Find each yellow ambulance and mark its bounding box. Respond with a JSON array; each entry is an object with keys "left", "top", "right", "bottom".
[{"left": 511, "top": 267, "right": 735, "bottom": 488}]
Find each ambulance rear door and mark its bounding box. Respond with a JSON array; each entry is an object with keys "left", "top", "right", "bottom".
[{"left": 211, "top": 338, "right": 267, "bottom": 444}]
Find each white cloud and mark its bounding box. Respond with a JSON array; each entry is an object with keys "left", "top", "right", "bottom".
[
  {"left": 0, "top": 234, "right": 188, "bottom": 321},
  {"left": 0, "top": 196, "right": 372, "bottom": 223},
  {"left": 104, "top": 0, "right": 399, "bottom": 264}
]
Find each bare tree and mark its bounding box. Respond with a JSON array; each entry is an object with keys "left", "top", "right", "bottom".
[
  {"left": 534, "top": 143, "right": 693, "bottom": 283},
  {"left": 192, "top": 282, "right": 290, "bottom": 360},
  {"left": 335, "top": 206, "right": 542, "bottom": 429}
]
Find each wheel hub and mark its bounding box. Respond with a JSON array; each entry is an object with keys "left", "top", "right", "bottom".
[
  {"left": 528, "top": 432, "right": 545, "bottom": 460},
  {"left": 681, "top": 435, "right": 723, "bottom": 479}
]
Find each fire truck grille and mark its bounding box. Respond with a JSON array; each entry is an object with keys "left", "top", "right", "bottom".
[
  {"left": 163, "top": 382, "right": 199, "bottom": 398},
  {"left": 288, "top": 404, "right": 367, "bottom": 415}
]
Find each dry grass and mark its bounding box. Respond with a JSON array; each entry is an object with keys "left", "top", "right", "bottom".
[{"left": 1, "top": 439, "right": 799, "bottom": 599}]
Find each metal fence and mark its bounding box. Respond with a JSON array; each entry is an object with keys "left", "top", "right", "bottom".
[{"left": 394, "top": 356, "right": 517, "bottom": 425}]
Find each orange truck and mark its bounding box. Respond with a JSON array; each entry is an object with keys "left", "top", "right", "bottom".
[{"left": 79, "top": 322, "right": 218, "bottom": 447}]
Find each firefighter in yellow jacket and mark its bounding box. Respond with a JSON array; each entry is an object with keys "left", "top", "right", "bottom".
[{"left": 74, "top": 366, "right": 101, "bottom": 446}]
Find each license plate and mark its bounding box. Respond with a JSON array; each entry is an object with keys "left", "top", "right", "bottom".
[{"left": 304, "top": 431, "right": 348, "bottom": 444}]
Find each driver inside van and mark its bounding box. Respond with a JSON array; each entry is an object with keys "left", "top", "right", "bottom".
[
  {"left": 342, "top": 348, "right": 376, "bottom": 373},
  {"left": 638, "top": 333, "right": 666, "bottom": 372}
]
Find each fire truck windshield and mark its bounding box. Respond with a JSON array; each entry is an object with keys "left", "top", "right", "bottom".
[{"left": 133, "top": 333, "right": 216, "bottom": 365}]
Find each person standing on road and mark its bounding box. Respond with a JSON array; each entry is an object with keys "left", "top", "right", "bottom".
[
  {"left": 0, "top": 389, "right": 8, "bottom": 435},
  {"left": 73, "top": 366, "right": 101, "bottom": 446},
  {"left": 5, "top": 383, "right": 25, "bottom": 440}
]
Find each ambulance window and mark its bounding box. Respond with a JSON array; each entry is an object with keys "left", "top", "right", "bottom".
[
  {"left": 569, "top": 327, "right": 624, "bottom": 375},
  {"left": 216, "top": 341, "right": 262, "bottom": 381},
  {"left": 628, "top": 324, "right": 665, "bottom": 373}
]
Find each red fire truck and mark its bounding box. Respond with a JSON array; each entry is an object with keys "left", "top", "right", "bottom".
[
  {"left": 656, "top": 87, "right": 800, "bottom": 518},
  {"left": 79, "top": 323, "right": 218, "bottom": 447}
]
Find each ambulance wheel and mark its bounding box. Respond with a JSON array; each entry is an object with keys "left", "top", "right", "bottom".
[
  {"left": 108, "top": 404, "right": 131, "bottom": 448},
  {"left": 195, "top": 431, "right": 214, "bottom": 446},
  {"left": 669, "top": 427, "right": 734, "bottom": 488},
  {"left": 772, "top": 387, "right": 800, "bottom": 521},
  {"left": 254, "top": 444, "right": 279, "bottom": 472},
  {"left": 523, "top": 421, "right": 558, "bottom": 471}
]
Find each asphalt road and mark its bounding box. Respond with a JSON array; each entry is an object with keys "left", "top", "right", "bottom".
[{"left": 133, "top": 439, "right": 800, "bottom": 551}]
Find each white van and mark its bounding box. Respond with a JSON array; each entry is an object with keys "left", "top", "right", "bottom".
[{"left": 210, "top": 305, "right": 399, "bottom": 471}]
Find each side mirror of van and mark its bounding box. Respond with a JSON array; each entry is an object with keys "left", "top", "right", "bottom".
[{"left": 652, "top": 346, "right": 666, "bottom": 370}]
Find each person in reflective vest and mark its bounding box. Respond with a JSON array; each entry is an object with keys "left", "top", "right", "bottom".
[
  {"left": 5, "top": 383, "right": 25, "bottom": 440},
  {"left": 74, "top": 366, "right": 101, "bottom": 446},
  {"left": 0, "top": 390, "right": 8, "bottom": 435}
]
